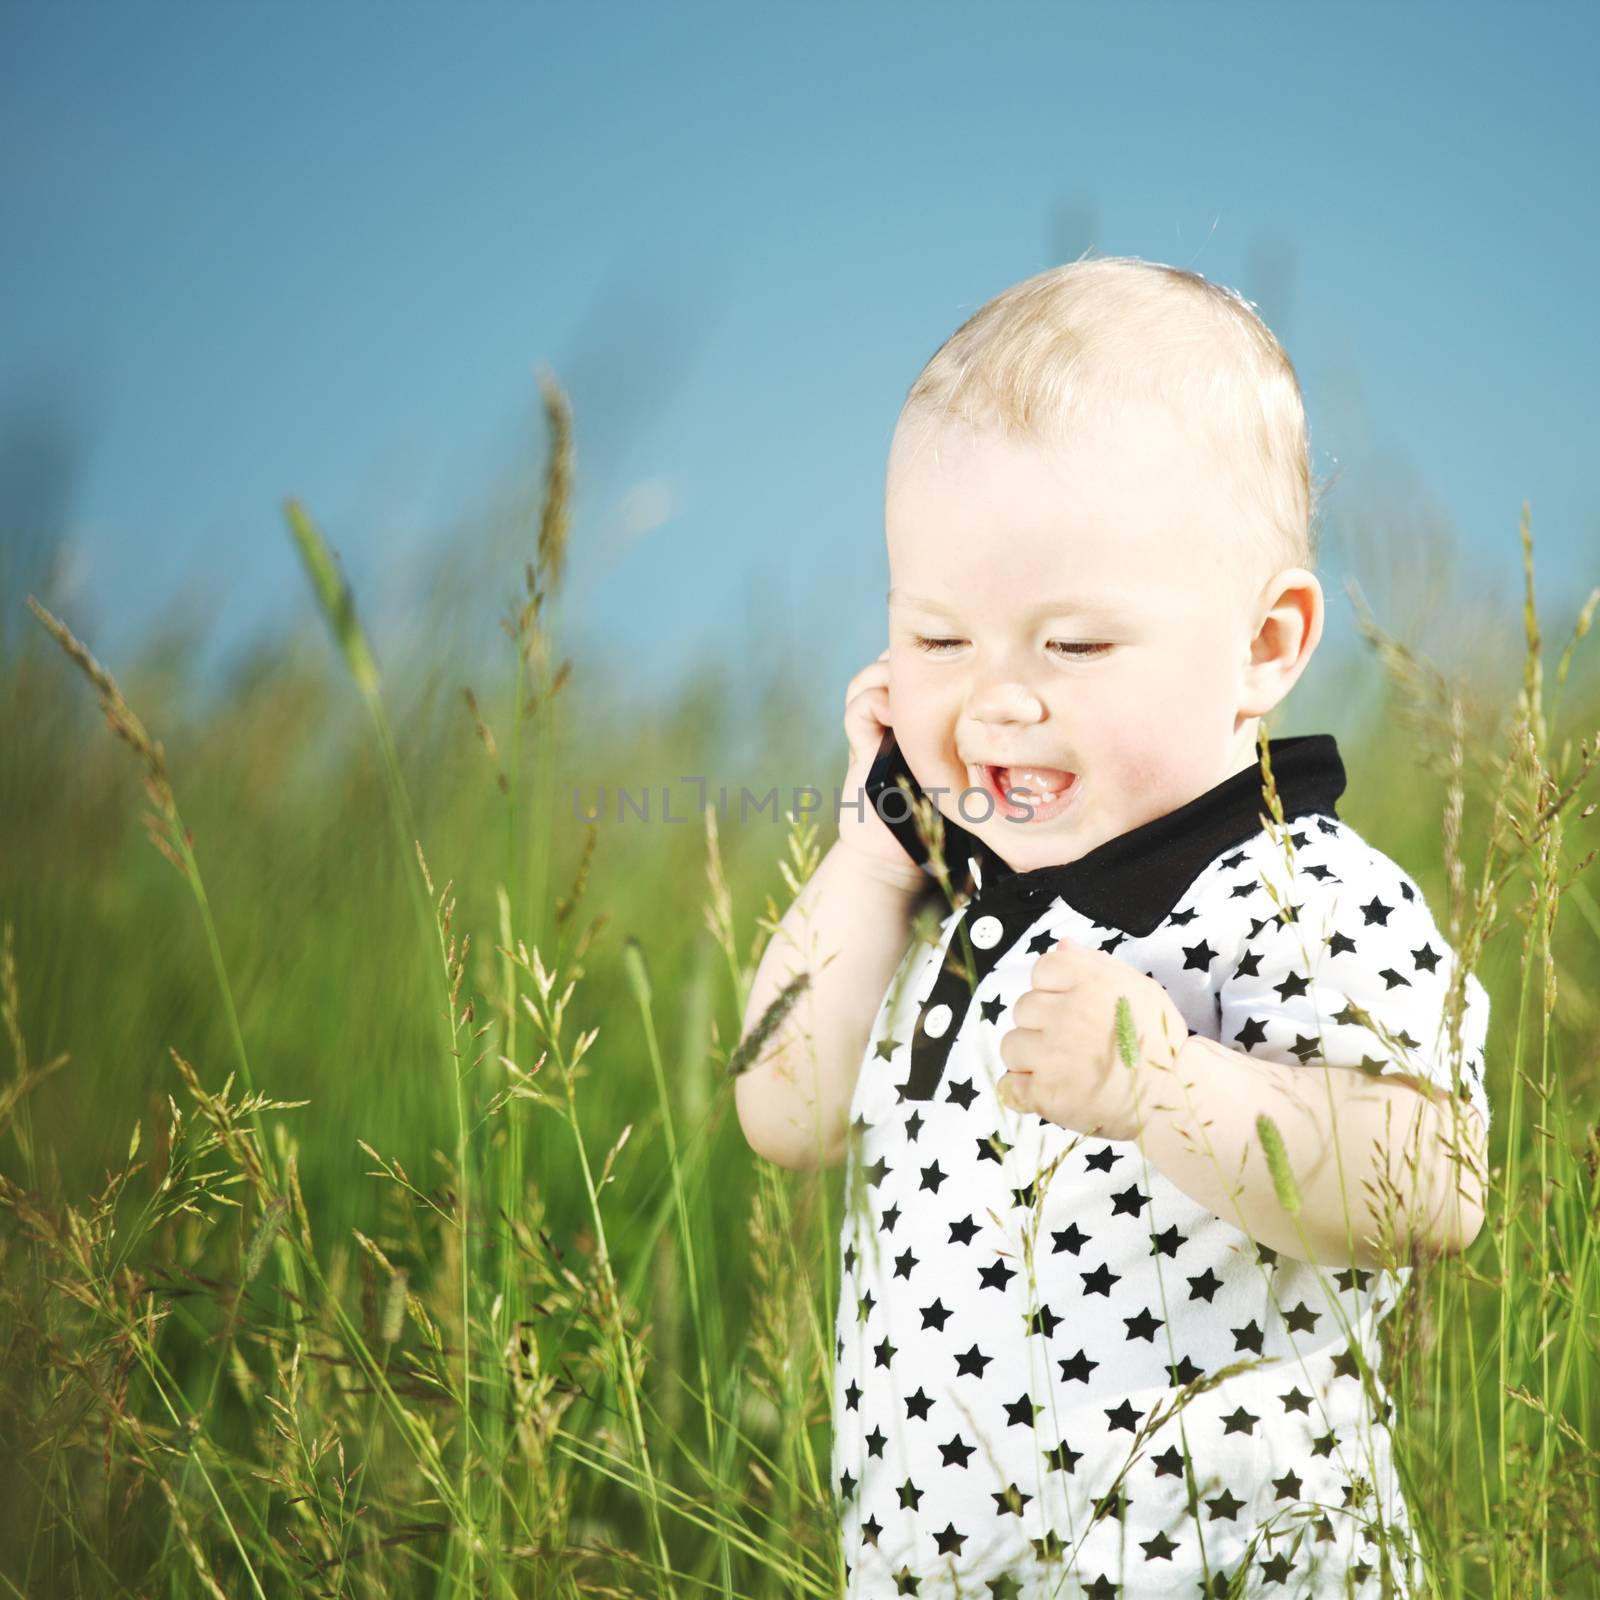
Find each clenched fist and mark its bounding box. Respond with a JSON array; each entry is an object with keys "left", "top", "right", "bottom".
[{"left": 997, "top": 935, "right": 1192, "bottom": 1143}]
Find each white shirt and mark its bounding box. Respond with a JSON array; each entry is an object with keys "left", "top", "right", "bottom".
[{"left": 831, "top": 734, "right": 1491, "bottom": 1599}]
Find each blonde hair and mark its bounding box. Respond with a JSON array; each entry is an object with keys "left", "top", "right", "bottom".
[{"left": 893, "top": 255, "right": 1321, "bottom": 596}]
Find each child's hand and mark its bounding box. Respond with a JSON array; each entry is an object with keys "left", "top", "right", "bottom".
[
  {"left": 837, "top": 648, "right": 925, "bottom": 892},
  {"left": 997, "top": 935, "right": 1190, "bottom": 1141}
]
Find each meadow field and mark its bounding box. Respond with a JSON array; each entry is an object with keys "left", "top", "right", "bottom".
[{"left": 2, "top": 378, "right": 1598, "bottom": 1598}]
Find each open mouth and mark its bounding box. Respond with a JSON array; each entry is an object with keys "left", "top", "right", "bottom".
[{"left": 972, "top": 763, "right": 1080, "bottom": 823}]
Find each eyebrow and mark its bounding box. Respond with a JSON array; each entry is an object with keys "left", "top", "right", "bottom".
[{"left": 887, "top": 587, "right": 1121, "bottom": 619}]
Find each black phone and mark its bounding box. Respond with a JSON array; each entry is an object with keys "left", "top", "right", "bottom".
[
  {"left": 863, "top": 728, "right": 930, "bottom": 869},
  {"left": 863, "top": 729, "right": 995, "bottom": 890}
]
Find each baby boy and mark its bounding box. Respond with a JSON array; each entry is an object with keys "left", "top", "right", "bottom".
[{"left": 734, "top": 256, "right": 1492, "bottom": 1599}]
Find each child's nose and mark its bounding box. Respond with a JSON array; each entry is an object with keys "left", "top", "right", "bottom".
[{"left": 966, "top": 680, "right": 1046, "bottom": 724}]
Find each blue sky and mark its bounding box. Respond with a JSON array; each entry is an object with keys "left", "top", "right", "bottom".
[{"left": 4, "top": 0, "right": 1596, "bottom": 731}]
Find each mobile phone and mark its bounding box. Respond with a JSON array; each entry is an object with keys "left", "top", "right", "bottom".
[
  {"left": 863, "top": 729, "right": 996, "bottom": 890},
  {"left": 864, "top": 728, "right": 931, "bottom": 869}
]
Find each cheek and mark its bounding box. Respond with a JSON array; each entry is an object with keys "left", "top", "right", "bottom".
[{"left": 887, "top": 662, "right": 961, "bottom": 770}]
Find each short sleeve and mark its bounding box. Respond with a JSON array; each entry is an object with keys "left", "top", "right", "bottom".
[{"left": 1215, "top": 836, "right": 1492, "bottom": 1143}]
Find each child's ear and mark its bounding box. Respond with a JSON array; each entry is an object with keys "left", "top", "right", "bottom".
[{"left": 1240, "top": 568, "right": 1323, "bottom": 717}]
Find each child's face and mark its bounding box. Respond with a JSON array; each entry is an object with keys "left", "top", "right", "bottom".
[{"left": 885, "top": 402, "right": 1280, "bottom": 874}]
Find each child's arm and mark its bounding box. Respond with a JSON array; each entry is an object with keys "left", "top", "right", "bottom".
[
  {"left": 1135, "top": 1037, "right": 1487, "bottom": 1269},
  {"left": 1155, "top": 837, "right": 1494, "bottom": 1271},
  {"left": 734, "top": 837, "right": 933, "bottom": 1170},
  {"left": 734, "top": 646, "right": 937, "bottom": 1171}
]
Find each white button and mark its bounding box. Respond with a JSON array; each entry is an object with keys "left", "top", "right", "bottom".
[
  {"left": 969, "top": 915, "right": 1003, "bottom": 949},
  {"left": 923, "top": 1003, "right": 953, "bottom": 1039}
]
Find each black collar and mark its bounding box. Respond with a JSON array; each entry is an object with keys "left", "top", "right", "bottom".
[{"left": 863, "top": 732, "right": 1346, "bottom": 937}]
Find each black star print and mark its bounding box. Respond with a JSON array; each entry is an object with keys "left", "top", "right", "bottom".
[
  {"left": 1150, "top": 1224, "right": 1184, "bottom": 1257},
  {"left": 1081, "top": 1262, "right": 1120, "bottom": 1297},
  {"left": 1026, "top": 1302, "right": 1062, "bottom": 1338},
  {"left": 1233, "top": 1016, "right": 1268, "bottom": 1050},
  {"left": 991, "top": 1482, "right": 1032, "bottom": 1518},
  {"left": 988, "top": 1574, "right": 1023, "bottom": 1600},
  {"left": 1233, "top": 1319, "right": 1265, "bottom": 1355},
  {"left": 948, "top": 1212, "right": 979, "bottom": 1245},
  {"left": 978, "top": 1257, "right": 1017, "bottom": 1292},
  {"left": 1003, "top": 1392, "right": 1040, "bottom": 1427},
  {"left": 1058, "top": 1348, "right": 1098, "bottom": 1384},
  {"left": 896, "top": 1479, "right": 921, "bottom": 1511},
  {"left": 1166, "top": 1353, "right": 1204, "bottom": 1385},
  {"left": 954, "top": 1343, "right": 992, "bottom": 1379},
  {"left": 1141, "top": 1528, "right": 1179, "bottom": 1560},
  {"left": 856, "top": 1289, "right": 874, "bottom": 1322},
  {"left": 1283, "top": 1300, "right": 1321, "bottom": 1334},
  {"left": 1273, "top": 969, "right": 1310, "bottom": 1001},
  {"left": 831, "top": 786, "right": 1491, "bottom": 1584},
  {"left": 945, "top": 1077, "right": 979, "bottom": 1110},
  {"left": 1124, "top": 1307, "right": 1163, "bottom": 1342},
  {"left": 1220, "top": 1404, "right": 1259, "bottom": 1436},
  {"left": 894, "top": 1563, "right": 919, "bottom": 1593},
  {"left": 1207, "top": 1486, "right": 1245, "bottom": 1520},
  {"left": 839, "top": 1468, "right": 856, "bottom": 1500},
  {"left": 1260, "top": 1552, "right": 1293, "bottom": 1585},
  {"left": 1084, "top": 1571, "right": 1118, "bottom": 1598},
  {"left": 1105, "top": 1398, "right": 1143, "bottom": 1433}
]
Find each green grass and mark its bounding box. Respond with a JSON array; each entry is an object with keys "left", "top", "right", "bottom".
[{"left": 1, "top": 380, "right": 1597, "bottom": 1600}]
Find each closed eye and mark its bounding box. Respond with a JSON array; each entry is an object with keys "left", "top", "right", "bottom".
[{"left": 909, "top": 636, "right": 1112, "bottom": 659}]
